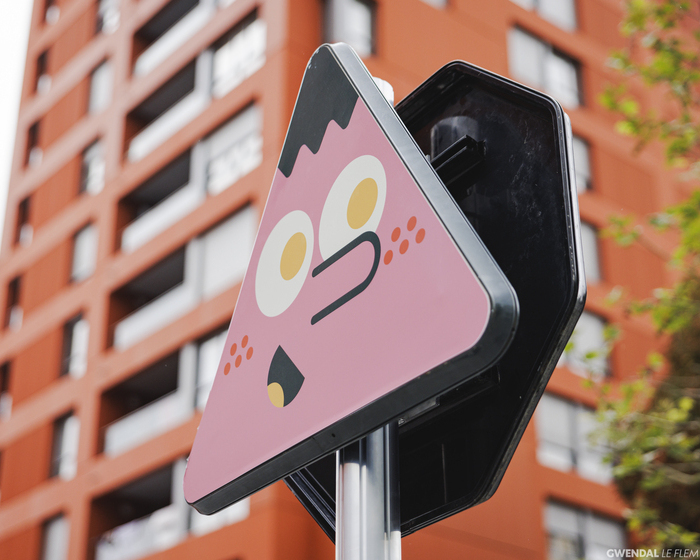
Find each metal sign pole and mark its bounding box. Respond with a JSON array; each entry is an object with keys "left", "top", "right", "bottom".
[
  {"left": 335, "top": 76, "right": 401, "bottom": 560},
  {"left": 335, "top": 423, "right": 401, "bottom": 560}
]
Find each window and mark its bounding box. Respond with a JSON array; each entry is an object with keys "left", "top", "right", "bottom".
[
  {"left": 97, "top": 0, "right": 120, "bottom": 34},
  {"left": 101, "top": 348, "right": 195, "bottom": 456},
  {"left": 545, "top": 502, "right": 624, "bottom": 560},
  {"left": 113, "top": 207, "right": 256, "bottom": 349},
  {"left": 5, "top": 277, "right": 22, "bottom": 331},
  {"left": 325, "top": 0, "right": 375, "bottom": 58},
  {"left": 127, "top": 57, "right": 210, "bottom": 161},
  {"left": 510, "top": 0, "right": 576, "bottom": 31},
  {"left": 120, "top": 151, "right": 198, "bottom": 252},
  {"left": 205, "top": 104, "right": 262, "bottom": 195},
  {"left": 0, "top": 362, "right": 11, "bottom": 420},
  {"left": 50, "top": 413, "right": 80, "bottom": 480},
  {"left": 189, "top": 497, "right": 249, "bottom": 535},
  {"left": 129, "top": 61, "right": 198, "bottom": 127},
  {"left": 15, "top": 197, "right": 33, "bottom": 247},
  {"left": 80, "top": 141, "right": 105, "bottom": 195},
  {"left": 580, "top": 222, "right": 601, "bottom": 282},
  {"left": 89, "top": 61, "right": 113, "bottom": 114},
  {"left": 61, "top": 315, "right": 89, "bottom": 378},
  {"left": 212, "top": 15, "right": 266, "bottom": 98},
  {"left": 561, "top": 311, "right": 608, "bottom": 377},
  {"left": 44, "top": 0, "right": 60, "bottom": 25},
  {"left": 93, "top": 460, "right": 189, "bottom": 559},
  {"left": 36, "top": 50, "right": 51, "bottom": 94},
  {"left": 27, "top": 121, "right": 42, "bottom": 167},
  {"left": 133, "top": 0, "right": 214, "bottom": 76},
  {"left": 71, "top": 224, "right": 98, "bottom": 282},
  {"left": 41, "top": 514, "right": 70, "bottom": 560},
  {"left": 121, "top": 104, "right": 262, "bottom": 252},
  {"left": 508, "top": 28, "right": 580, "bottom": 108},
  {"left": 200, "top": 207, "right": 257, "bottom": 299},
  {"left": 195, "top": 329, "right": 227, "bottom": 410},
  {"left": 535, "top": 393, "right": 611, "bottom": 483},
  {"left": 572, "top": 136, "right": 591, "bottom": 193},
  {"left": 111, "top": 247, "right": 191, "bottom": 349}
]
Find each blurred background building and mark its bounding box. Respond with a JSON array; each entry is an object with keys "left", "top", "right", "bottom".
[{"left": 0, "top": 0, "right": 678, "bottom": 559}]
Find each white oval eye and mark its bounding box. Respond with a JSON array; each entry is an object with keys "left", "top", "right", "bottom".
[
  {"left": 319, "top": 155, "right": 386, "bottom": 260},
  {"left": 255, "top": 210, "right": 314, "bottom": 317}
]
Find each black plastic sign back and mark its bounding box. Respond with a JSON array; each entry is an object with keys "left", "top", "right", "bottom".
[{"left": 285, "top": 60, "right": 587, "bottom": 538}]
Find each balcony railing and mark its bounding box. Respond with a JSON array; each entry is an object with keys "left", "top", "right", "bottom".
[
  {"left": 6, "top": 306, "right": 23, "bottom": 331},
  {"left": 121, "top": 105, "right": 260, "bottom": 255},
  {"left": 103, "top": 391, "right": 193, "bottom": 456},
  {"left": 114, "top": 207, "right": 255, "bottom": 350},
  {"left": 211, "top": 18, "right": 266, "bottom": 99},
  {"left": 134, "top": 0, "right": 215, "bottom": 77},
  {"left": 128, "top": 53, "right": 212, "bottom": 162},
  {"left": 95, "top": 503, "right": 188, "bottom": 560},
  {"left": 121, "top": 180, "right": 206, "bottom": 253},
  {"left": 0, "top": 392, "right": 12, "bottom": 420},
  {"left": 205, "top": 105, "right": 262, "bottom": 195},
  {"left": 189, "top": 498, "right": 250, "bottom": 535},
  {"left": 113, "top": 243, "right": 201, "bottom": 351},
  {"left": 113, "top": 282, "right": 199, "bottom": 350}
]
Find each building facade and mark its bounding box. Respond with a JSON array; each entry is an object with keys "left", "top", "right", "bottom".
[{"left": 0, "top": 0, "right": 678, "bottom": 559}]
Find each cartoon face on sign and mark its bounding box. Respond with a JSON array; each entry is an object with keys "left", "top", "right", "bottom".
[
  {"left": 184, "top": 45, "right": 505, "bottom": 509},
  {"left": 256, "top": 154, "right": 389, "bottom": 407}
]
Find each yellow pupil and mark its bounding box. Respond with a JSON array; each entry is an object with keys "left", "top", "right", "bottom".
[
  {"left": 280, "top": 232, "right": 306, "bottom": 280},
  {"left": 347, "top": 178, "right": 378, "bottom": 229}
]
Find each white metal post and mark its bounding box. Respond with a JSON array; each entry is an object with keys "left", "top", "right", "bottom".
[
  {"left": 335, "top": 74, "right": 399, "bottom": 560},
  {"left": 335, "top": 423, "right": 401, "bottom": 560}
]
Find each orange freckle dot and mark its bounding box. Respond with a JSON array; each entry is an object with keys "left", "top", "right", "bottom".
[
  {"left": 247, "top": 347, "right": 254, "bottom": 360},
  {"left": 407, "top": 216, "right": 417, "bottom": 231},
  {"left": 241, "top": 335, "right": 248, "bottom": 348},
  {"left": 416, "top": 228, "right": 425, "bottom": 243},
  {"left": 384, "top": 250, "right": 393, "bottom": 265},
  {"left": 391, "top": 227, "right": 401, "bottom": 242},
  {"left": 235, "top": 355, "right": 242, "bottom": 368},
  {"left": 229, "top": 343, "right": 237, "bottom": 356},
  {"left": 400, "top": 239, "right": 409, "bottom": 254},
  {"left": 224, "top": 363, "right": 231, "bottom": 375}
]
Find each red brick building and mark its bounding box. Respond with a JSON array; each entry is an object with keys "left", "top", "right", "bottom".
[{"left": 0, "top": 0, "right": 678, "bottom": 559}]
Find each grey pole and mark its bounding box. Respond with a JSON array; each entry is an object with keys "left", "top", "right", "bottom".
[{"left": 335, "top": 423, "right": 401, "bottom": 560}]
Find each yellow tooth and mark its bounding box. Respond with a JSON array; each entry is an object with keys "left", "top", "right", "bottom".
[{"left": 267, "top": 382, "right": 285, "bottom": 408}]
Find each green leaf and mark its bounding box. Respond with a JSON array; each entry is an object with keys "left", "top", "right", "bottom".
[
  {"left": 621, "top": 98, "right": 640, "bottom": 116},
  {"left": 678, "top": 396, "right": 693, "bottom": 411},
  {"left": 596, "top": 0, "right": 700, "bottom": 549},
  {"left": 616, "top": 120, "right": 638, "bottom": 136}
]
